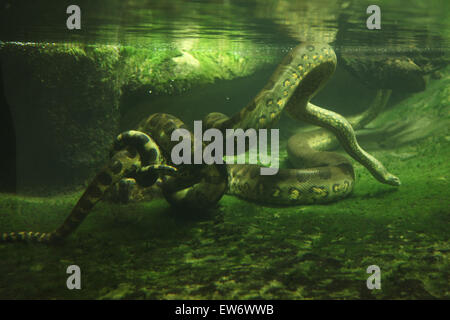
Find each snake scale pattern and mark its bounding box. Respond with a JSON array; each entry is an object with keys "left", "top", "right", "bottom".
[{"left": 1, "top": 43, "right": 400, "bottom": 243}]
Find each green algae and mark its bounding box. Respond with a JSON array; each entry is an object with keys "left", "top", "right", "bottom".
[
  {"left": 118, "top": 40, "right": 279, "bottom": 97},
  {"left": 0, "top": 65, "right": 448, "bottom": 301}
]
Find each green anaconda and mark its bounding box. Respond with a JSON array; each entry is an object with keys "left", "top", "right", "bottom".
[{"left": 1, "top": 43, "right": 400, "bottom": 243}]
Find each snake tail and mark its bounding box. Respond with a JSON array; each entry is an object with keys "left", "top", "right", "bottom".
[{"left": 1, "top": 131, "right": 165, "bottom": 243}]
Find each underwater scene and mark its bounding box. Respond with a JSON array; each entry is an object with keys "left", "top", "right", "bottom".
[{"left": 0, "top": 0, "right": 449, "bottom": 300}]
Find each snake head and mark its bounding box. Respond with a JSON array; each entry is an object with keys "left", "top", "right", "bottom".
[
  {"left": 146, "top": 164, "right": 178, "bottom": 176},
  {"left": 384, "top": 173, "right": 401, "bottom": 186},
  {"left": 134, "top": 164, "right": 178, "bottom": 187}
]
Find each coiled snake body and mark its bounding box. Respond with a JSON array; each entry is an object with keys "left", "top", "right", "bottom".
[{"left": 1, "top": 43, "right": 400, "bottom": 243}]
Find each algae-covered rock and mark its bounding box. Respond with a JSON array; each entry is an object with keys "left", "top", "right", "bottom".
[
  {"left": 118, "top": 39, "right": 279, "bottom": 97},
  {"left": 340, "top": 54, "right": 426, "bottom": 92},
  {"left": 338, "top": 47, "right": 450, "bottom": 93}
]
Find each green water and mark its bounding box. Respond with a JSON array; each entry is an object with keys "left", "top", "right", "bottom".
[{"left": 0, "top": 0, "right": 449, "bottom": 299}]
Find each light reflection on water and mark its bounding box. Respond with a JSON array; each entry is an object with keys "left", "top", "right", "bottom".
[{"left": 0, "top": 0, "right": 449, "bottom": 52}]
